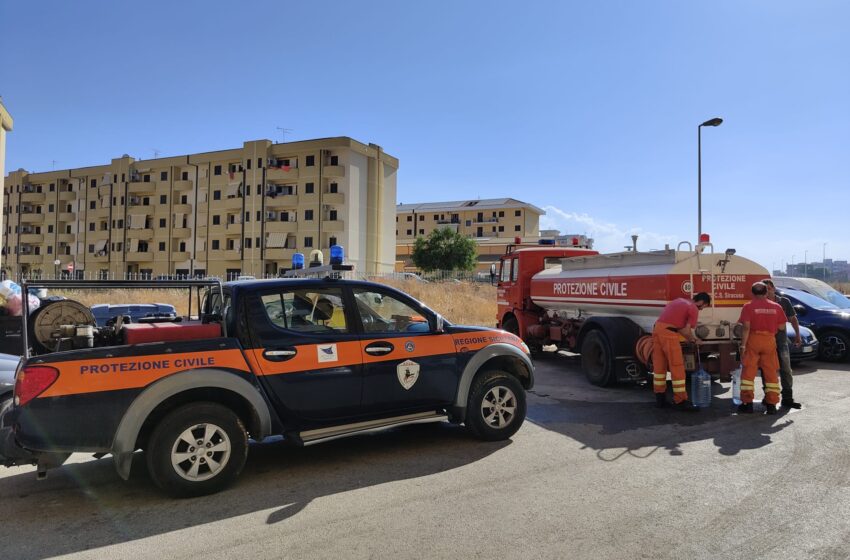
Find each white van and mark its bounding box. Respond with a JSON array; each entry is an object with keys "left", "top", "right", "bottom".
[{"left": 772, "top": 277, "right": 850, "bottom": 309}]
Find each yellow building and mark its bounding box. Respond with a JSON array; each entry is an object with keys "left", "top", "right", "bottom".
[
  {"left": 0, "top": 99, "right": 12, "bottom": 271},
  {"left": 395, "top": 198, "right": 545, "bottom": 272},
  {"left": 2, "top": 137, "right": 398, "bottom": 279}
]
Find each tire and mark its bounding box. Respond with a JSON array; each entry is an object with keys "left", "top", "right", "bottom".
[
  {"left": 818, "top": 330, "right": 850, "bottom": 363},
  {"left": 146, "top": 402, "right": 248, "bottom": 498},
  {"left": 581, "top": 329, "right": 616, "bottom": 386},
  {"left": 465, "top": 370, "right": 526, "bottom": 441}
]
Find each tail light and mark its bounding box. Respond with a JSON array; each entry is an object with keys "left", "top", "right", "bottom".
[{"left": 14, "top": 366, "right": 60, "bottom": 407}]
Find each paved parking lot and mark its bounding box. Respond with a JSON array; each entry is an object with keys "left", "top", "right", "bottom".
[{"left": 1, "top": 355, "right": 848, "bottom": 560}]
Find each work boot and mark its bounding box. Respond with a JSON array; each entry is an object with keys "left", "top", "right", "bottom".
[
  {"left": 673, "top": 400, "right": 699, "bottom": 412},
  {"left": 781, "top": 399, "right": 802, "bottom": 409},
  {"left": 737, "top": 403, "right": 754, "bottom": 414},
  {"left": 765, "top": 403, "right": 778, "bottom": 415},
  {"left": 655, "top": 393, "right": 668, "bottom": 409}
]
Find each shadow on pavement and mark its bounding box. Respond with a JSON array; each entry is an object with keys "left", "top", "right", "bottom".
[{"left": 0, "top": 423, "right": 507, "bottom": 559}]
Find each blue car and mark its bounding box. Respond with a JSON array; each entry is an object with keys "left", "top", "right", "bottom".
[{"left": 779, "top": 288, "right": 850, "bottom": 363}]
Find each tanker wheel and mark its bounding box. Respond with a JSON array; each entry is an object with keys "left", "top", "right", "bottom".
[{"left": 581, "top": 330, "right": 616, "bottom": 387}]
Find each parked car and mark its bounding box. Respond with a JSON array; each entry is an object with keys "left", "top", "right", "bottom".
[
  {"left": 773, "top": 277, "right": 850, "bottom": 309},
  {"left": 779, "top": 288, "right": 850, "bottom": 362},
  {"left": 90, "top": 303, "right": 178, "bottom": 327},
  {"left": 787, "top": 323, "right": 818, "bottom": 364},
  {"left": 0, "top": 353, "right": 19, "bottom": 408}
]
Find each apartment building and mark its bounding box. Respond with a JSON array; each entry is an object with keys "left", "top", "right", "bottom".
[
  {"left": 395, "top": 198, "right": 545, "bottom": 271},
  {"left": 2, "top": 137, "right": 398, "bottom": 279}
]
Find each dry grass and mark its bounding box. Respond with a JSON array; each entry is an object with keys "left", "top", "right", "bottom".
[{"left": 49, "top": 281, "right": 499, "bottom": 327}]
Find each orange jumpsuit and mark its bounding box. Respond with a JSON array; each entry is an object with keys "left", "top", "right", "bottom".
[
  {"left": 739, "top": 298, "right": 786, "bottom": 405},
  {"left": 652, "top": 298, "right": 699, "bottom": 404}
]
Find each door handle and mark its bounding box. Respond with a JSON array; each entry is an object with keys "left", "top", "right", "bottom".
[
  {"left": 364, "top": 342, "right": 394, "bottom": 355},
  {"left": 264, "top": 348, "right": 297, "bottom": 360}
]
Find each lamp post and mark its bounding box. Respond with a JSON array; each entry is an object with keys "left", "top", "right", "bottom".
[{"left": 698, "top": 117, "right": 723, "bottom": 240}]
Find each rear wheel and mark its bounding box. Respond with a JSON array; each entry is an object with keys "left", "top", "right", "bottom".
[
  {"left": 465, "top": 370, "right": 526, "bottom": 441},
  {"left": 581, "top": 330, "right": 615, "bottom": 386},
  {"left": 819, "top": 330, "right": 849, "bottom": 362},
  {"left": 146, "top": 402, "right": 248, "bottom": 498}
]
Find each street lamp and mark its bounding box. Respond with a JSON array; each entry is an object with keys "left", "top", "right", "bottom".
[{"left": 698, "top": 117, "right": 723, "bottom": 240}]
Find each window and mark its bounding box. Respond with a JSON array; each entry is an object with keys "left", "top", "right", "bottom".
[
  {"left": 159, "top": 218, "right": 167, "bottom": 227},
  {"left": 88, "top": 244, "right": 95, "bottom": 253},
  {"left": 257, "top": 185, "right": 262, "bottom": 195},
  {"left": 329, "top": 236, "right": 337, "bottom": 246},
  {"left": 433, "top": 214, "right": 439, "bottom": 220},
  {"left": 47, "top": 246, "right": 53, "bottom": 254},
  {"left": 498, "top": 226, "right": 504, "bottom": 232},
  {"left": 160, "top": 195, "right": 167, "bottom": 204},
  {"left": 101, "top": 222, "right": 108, "bottom": 231},
  {"left": 329, "top": 155, "right": 339, "bottom": 166},
  {"left": 329, "top": 183, "right": 338, "bottom": 193},
  {"left": 48, "top": 225, "right": 53, "bottom": 233},
  {"left": 419, "top": 229, "right": 424, "bottom": 235},
  {"left": 305, "top": 182, "right": 314, "bottom": 194},
  {"left": 143, "top": 174, "right": 151, "bottom": 183},
  {"left": 305, "top": 155, "right": 315, "bottom": 167},
  {"left": 117, "top": 219, "right": 124, "bottom": 228},
  {"left": 500, "top": 260, "right": 511, "bottom": 282},
  {"left": 329, "top": 210, "right": 337, "bottom": 221},
  {"left": 244, "top": 238, "right": 252, "bottom": 249},
  {"left": 214, "top": 165, "right": 222, "bottom": 176},
  {"left": 260, "top": 288, "right": 348, "bottom": 333},
  {"left": 304, "top": 236, "right": 313, "bottom": 248},
  {"left": 511, "top": 259, "right": 519, "bottom": 281},
  {"left": 160, "top": 171, "right": 167, "bottom": 181},
  {"left": 143, "top": 197, "right": 150, "bottom": 206},
  {"left": 159, "top": 242, "right": 166, "bottom": 251},
  {"left": 49, "top": 183, "right": 55, "bottom": 192},
  {"left": 515, "top": 210, "right": 521, "bottom": 217},
  {"left": 515, "top": 225, "right": 521, "bottom": 232},
  {"left": 89, "top": 223, "right": 95, "bottom": 231},
  {"left": 246, "top": 159, "right": 252, "bottom": 170},
  {"left": 212, "top": 215, "right": 221, "bottom": 225},
  {"left": 407, "top": 215, "right": 412, "bottom": 222},
  {"left": 179, "top": 241, "right": 186, "bottom": 251},
  {"left": 212, "top": 239, "right": 220, "bottom": 250},
  {"left": 305, "top": 209, "right": 314, "bottom": 221},
  {"left": 213, "top": 190, "right": 221, "bottom": 200},
  {"left": 182, "top": 171, "right": 189, "bottom": 180},
  {"left": 353, "top": 288, "right": 429, "bottom": 334},
  {"left": 499, "top": 211, "right": 505, "bottom": 217},
  {"left": 89, "top": 201, "right": 96, "bottom": 210},
  {"left": 90, "top": 179, "right": 97, "bottom": 188},
  {"left": 48, "top": 204, "right": 55, "bottom": 213},
  {"left": 181, "top": 195, "right": 188, "bottom": 204},
  {"left": 258, "top": 158, "right": 262, "bottom": 168},
  {"left": 406, "top": 229, "right": 412, "bottom": 235}
]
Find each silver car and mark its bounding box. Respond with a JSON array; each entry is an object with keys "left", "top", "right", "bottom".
[{"left": 0, "top": 353, "right": 19, "bottom": 408}]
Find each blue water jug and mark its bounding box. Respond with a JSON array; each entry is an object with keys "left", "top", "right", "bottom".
[
  {"left": 691, "top": 352, "right": 712, "bottom": 408},
  {"left": 731, "top": 366, "right": 742, "bottom": 406}
]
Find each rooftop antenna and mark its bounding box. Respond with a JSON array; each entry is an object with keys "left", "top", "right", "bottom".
[
  {"left": 276, "top": 127, "right": 293, "bottom": 143},
  {"left": 51, "top": 160, "right": 57, "bottom": 170},
  {"left": 152, "top": 149, "right": 161, "bottom": 159}
]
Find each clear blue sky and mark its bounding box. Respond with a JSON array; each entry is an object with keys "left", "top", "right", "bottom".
[{"left": 2, "top": 0, "right": 848, "bottom": 271}]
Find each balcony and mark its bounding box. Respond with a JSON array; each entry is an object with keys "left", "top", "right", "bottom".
[
  {"left": 98, "top": 185, "right": 112, "bottom": 197},
  {"left": 172, "top": 203, "right": 193, "bottom": 214},
  {"left": 18, "top": 254, "right": 44, "bottom": 264},
  {"left": 88, "top": 207, "right": 110, "bottom": 219},
  {"left": 58, "top": 191, "right": 76, "bottom": 202},
  {"left": 20, "top": 234, "right": 44, "bottom": 243},
  {"left": 473, "top": 217, "right": 499, "bottom": 224},
  {"left": 127, "top": 204, "right": 154, "bottom": 214},
  {"left": 265, "top": 221, "right": 298, "bottom": 233},
  {"left": 322, "top": 192, "right": 345, "bottom": 205},
  {"left": 323, "top": 220, "right": 344, "bottom": 233},
  {"left": 20, "top": 213, "right": 44, "bottom": 224},
  {"left": 128, "top": 181, "right": 156, "bottom": 195},
  {"left": 266, "top": 194, "right": 299, "bottom": 207},
  {"left": 264, "top": 248, "right": 296, "bottom": 261},
  {"left": 171, "top": 251, "right": 191, "bottom": 261},
  {"left": 88, "top": 231, "right": 109, "bottom": 241},
  {"left": 21, "top": 192, "right": 46, "bottom": 203},
  {"left": 126, "top": 252, "right": 154, "bottom": 262},
  {"left": 128, "top": 228, "right": 154, "bottom": 240},
  {"left": 222, "top": 249, "right": 242, "bottom": 261},
  {"left": 226, "top": 222, "right": 243, "bottom": 233},
  {"left": 322, "top": 165, "right": 345, "bottom": 179},
  {"left": 266, "top": 167, "right": 299, "bottom": 182},
  {"left": 88, "top": 253, "right": 109, "bottom": 263},
  {"left": 173, "top": 180, "right": 193, "bottom": 192},
  {"left": 56, "top": 233, "right": 75, "bottom": 243},
  {"left": 221, "top": 197, "right": 243, "bottom": 210},
  {"left": 58, "top": 212, "right": 76, "bottom": 222},
  {"left": 172, "top": 227, "right": 192, "bottom": 238}
]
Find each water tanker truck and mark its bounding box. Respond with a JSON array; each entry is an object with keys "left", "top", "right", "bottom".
[{"left": 495, "top": 236, "right": 769, "bottom": 386}]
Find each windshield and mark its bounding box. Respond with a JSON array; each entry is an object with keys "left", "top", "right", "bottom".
[
  {"left": 780, "top": 278, "right": 850, "bottom": 308},
  {"left": 819, "top": 287, "right": 850, "bottom": 308},
  {"left": 784, "top": 289, "right": 841, "bottom": 310}
]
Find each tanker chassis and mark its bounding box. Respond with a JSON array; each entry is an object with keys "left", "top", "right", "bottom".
[{"left": 495, "top": 239, "right": 770, "bottom": 386}]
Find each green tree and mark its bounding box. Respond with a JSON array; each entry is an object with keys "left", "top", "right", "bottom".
[{"left": 411, "top": 227, "right": 477, "bottom": 272}]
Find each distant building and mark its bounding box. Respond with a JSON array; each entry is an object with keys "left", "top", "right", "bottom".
[
  {"left": 783, "top": 259, "right": 850, "bottom": 282},
  {"left": 395, "top": 198, "right": 546, "bottom": 271},
  {"left": 2, "top": 137, "right": 398, "bottom": 279},
  {"left": 0, "top": 99, "right": 13, "bottom": 273}
]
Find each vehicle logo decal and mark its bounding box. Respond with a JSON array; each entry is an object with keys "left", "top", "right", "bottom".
[
  {"left": 404, "top": 341, "right": 415, "bottom": 352},
  {"left": 317, "top": 344, "right": 339, "bottom": 363},
  {"left": 397, "top": 359, "right": 420, "bottom": 390}
]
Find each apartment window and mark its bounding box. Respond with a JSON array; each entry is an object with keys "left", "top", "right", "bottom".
[
  {"left": 419, "top": 229, "right": 424, "bottom": 235},
  {"left": 139, "top": 241, "right": 149, "bottom": 252},
  {"left": 212, "top": 215, "right": 221, "bottom": 225},
  {"left": 305, "top": 209, "right": 314, "bottom": 221},
  {"left": 159, "top": 218, "right": 167, "bottom": 228},
  {"left": 515, "top": 225, "right": 521, "bottom": 231},
  {"left": 499, "top": 211, "right": 505, "bottom": 217},
  {"left": 182, "top": 171, "right": 189, "bottom": 180},
  {"left": 158, "top": 242, "right": 166, "bottom": 251},
  {"left": 329, "top": 183, "right": 338, "bottom": 193},
  {"left": 115, "top": 242, "right": 122, "bottom": 252},
  {"left": 305, "top": 155, "right": 315, "bottom": 167},
  {"left": 160, "top": 171, "right": 167, "bottom": 181},
  {"left": 329, "top": 210, "right": 337, "bottom": 221},
  {"left": 89, "top": 201, "right": 96, "bottom": 210},
  {"left": 213, "top": 190, "right": 221, "bottom": 200},
  {"left": 48, "top": 225, "right": 53, "bottom": 233},
  {"left": 66, "top": 225, "right": 72, "bottom": 234},
  {"left": 88, "top": 244, "right": 95, "bottom": 253},
  {"left": 433, "top": 214, "right": 439, "bottom": 220},
  {"left": 101, "top": 222, "right": 108, "bottom": 231},
  {"left": 257, "top": 185, "right": 262, "bottom": 195},
  {"left": 49, "top": 183, "right": 55, "bottom": 192},
  {"left": 258, "top": 158, "right": 262, "bottom": 168},
  {"left": 122, "top": 173, "right": 126, "bottom": 182},
  {"left": 112, "top": 197, "right": 117, "bottom": 205},
  {"left": 160, "top": 195, "right": 167, "bottom": 204},
  {"left": 492, "top": 226, "right": 496, "bottom": 232},
  {"left": 226, "top": 239, "right": 236, "bottom": 250},
  {"left": 246, "top": 159, "right": 252, "bottom": 170},
  {"left": 304, "top": 236, "right": 313, "bottom": 248},
  {"left": 121, "top": 196, "right": 125, "bottom": 204},
  {"left": 89, "top": 223, "right": 95, "bottom": 231},
  {"left": 212, "top": 239, "right": 220, "bottom": 250},
  {"left": 117, "top": 219, "right": 124, "bottom": 229},
  {"left": 407, "top": 215, "right": 412, "bottom": 222},
  {"left": 498, "top": 226, "right": 504, "bottom": 232},
  {"left": 244, "top": 238, "right": 252, "bottom": 249},
  {"left": 143, "top": 174, "right": 150, "bottom": 183},
  {"left": 143, "top": 197, "right": 150, "bottom": 206},
  {"left": 515, "top": 210, "right": 521, "bottom": 217},
  {"left": 244, "top": 211, "right": 250, "bottom": 223},
  {"left": 46, "top": 246, "right": 53, "bottom": 254},
  {"left": 181, "top": 195, "right": 188, "bottom": 204},
  {"left": 179, "top": 241, "right": 186, "bottom": 251},
  {"left": 329, "top": 236, "right": 337, "bottom": 246},
  {"left": 305, "top": 182, "right": 314, "bottom": 194},
  {"left": 48, "top": 204, "right": 54, "bottom": 212},
  {"left": 330, "top": 155, "right": 339, "bottom": 166},
  {"left": 90, "top": 179, "right": 97, "bottom": 188},
  {"left": 256, "top": 210, "right": 262, "bottom": 221},
  {"left": 214, "top": 165, "right": 222, "bottom": 176},
  {"left": 406, "top": 229, "right": 412, "bottom": 235}
]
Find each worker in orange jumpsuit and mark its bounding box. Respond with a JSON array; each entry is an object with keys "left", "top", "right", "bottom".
[
  {"left": 652, "top": 292, "right": 712, "bottom": 410},
  {"left": 737, "top": 281, "right": 787, "bottom": 414}
]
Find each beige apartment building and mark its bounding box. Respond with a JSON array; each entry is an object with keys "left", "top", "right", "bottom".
[
  {"left": 0, "top": 99, "right": 12, "bottom": 264},
  {"left": 2, "top": 137, "right": 398, "bottom": 279},
  {"left": 395, "top": 198, "right": 544, "bottom": 272}
]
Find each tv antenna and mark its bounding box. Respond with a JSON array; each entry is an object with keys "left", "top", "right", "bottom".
[
  {"left": 152, "top": 148, "right": 161, "bottom": 159},
  {"left": 51, "top": 160, "right": 58, "bottom": 170},
  {"left": 276, "top": 127, "right": 294, "bottom": 143}
]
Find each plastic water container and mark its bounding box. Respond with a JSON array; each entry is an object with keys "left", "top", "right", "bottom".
[
  {"left": 292, "top": 253, "right": 305, "bottom": 270},
  {"left": 731, "top": 366, "right": 743, "bottom": 405},
  {"left": 691, "top": 368, "right": 712, "bottom": 408},
  {"left": 329, "top": 245, "right": 344, "bottom": 265}
]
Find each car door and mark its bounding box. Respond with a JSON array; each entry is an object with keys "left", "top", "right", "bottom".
[
  {"left": 245, "top": 285, "right": 363, "bottom": 422},
  {"left": 353, "top": 286, "right": 458, "bottom": 413}
]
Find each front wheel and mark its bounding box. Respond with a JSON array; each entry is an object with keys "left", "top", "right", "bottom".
[
  {"left": 146, "top": 402, "right": 248, "bottom": 498},
  {"left": 465, "top": 370, "right": 526, "bottom": 441},
  {"left": 819, "top": 330, "right": 849, "bottom": 362}
]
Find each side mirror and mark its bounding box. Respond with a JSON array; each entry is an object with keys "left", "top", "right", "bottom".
[
  {"left": 435, "top": 314, "right": 445, "bottom": 333},
  {"left": 793, "top": 305, "right": 807, "bottom": 317}
]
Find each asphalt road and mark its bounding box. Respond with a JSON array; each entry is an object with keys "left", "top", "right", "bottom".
[{"left": 1, "top": 356, "right": 849, "bottom": 560}]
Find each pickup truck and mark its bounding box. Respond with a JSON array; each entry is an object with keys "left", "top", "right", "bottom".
[{"left": 0, "top": 278, "right": 533, "bottom": 497}]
